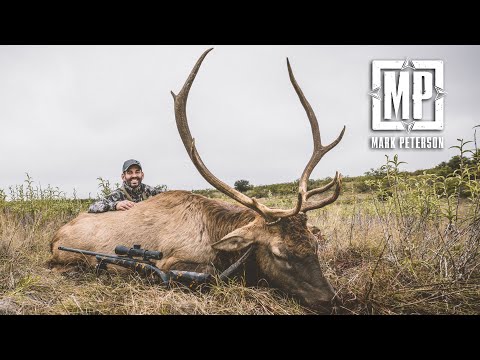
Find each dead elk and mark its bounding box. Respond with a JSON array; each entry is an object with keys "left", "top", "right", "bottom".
[{"left": 49, "top": 49, "right": 346, "bottom": 313}]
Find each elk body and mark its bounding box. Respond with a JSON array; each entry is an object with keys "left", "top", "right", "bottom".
[{"left": 49, "top": 49, "right": 345, "bottom": 313}]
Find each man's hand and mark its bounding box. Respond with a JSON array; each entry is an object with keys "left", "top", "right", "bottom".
[{"left": 115, "top": 200, "right": 136, "bottom": 211}]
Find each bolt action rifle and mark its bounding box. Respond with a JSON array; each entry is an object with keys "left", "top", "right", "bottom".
[{"left": 58, "top": 244, "right": 213, "bottom": 288}]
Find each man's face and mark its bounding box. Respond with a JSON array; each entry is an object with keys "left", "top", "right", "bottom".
[{"left": 121, "top": 165, "right": 144, "bottom": 188}]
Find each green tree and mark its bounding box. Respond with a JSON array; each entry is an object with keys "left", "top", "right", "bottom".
[{"left": 234, "top": 179, "right": 253, "bottom": 193}]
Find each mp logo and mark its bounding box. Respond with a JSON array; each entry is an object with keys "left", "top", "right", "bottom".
[{"left": 370, "top": 59, "right": 446, "bottom": 133}]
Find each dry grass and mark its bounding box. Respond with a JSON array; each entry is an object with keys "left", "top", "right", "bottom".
[
  {"left": 1, "top": 192, "right": 479, "bottom": 315},
  {"left": 0, "top": 208, "right": 308, "bottom": 315},
  {"left": 312, "top": 198, "right": 480, "bottom": 315}
]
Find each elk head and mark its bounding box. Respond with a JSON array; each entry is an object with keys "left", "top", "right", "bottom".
[{"left": 171, "top": 48, "right": 345, "bottom": 313}]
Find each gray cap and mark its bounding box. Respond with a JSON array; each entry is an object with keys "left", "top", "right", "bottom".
[{"left": 122, "top": 159, "right": 142, "bottom": 173}]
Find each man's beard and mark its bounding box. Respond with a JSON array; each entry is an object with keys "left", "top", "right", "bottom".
[{"left": 126, "top": 178, "right": 141, "bottom": 188}]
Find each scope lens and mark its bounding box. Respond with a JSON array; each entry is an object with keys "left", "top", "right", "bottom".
[{"left": 115, "top": 245, "right": 129, "bottom": 255}]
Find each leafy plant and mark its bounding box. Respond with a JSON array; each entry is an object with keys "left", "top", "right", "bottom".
[{"left": 234, "top": 179, "right": 253, "bottom": 193}]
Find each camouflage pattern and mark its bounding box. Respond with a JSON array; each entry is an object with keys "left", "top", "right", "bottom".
[{"left": 88, "top": 182, "right": 165, "bottom": 213}]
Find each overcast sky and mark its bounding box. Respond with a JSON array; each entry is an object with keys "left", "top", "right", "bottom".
[{"left": 0, "top": 45, "right": 479, "bottom": 198}]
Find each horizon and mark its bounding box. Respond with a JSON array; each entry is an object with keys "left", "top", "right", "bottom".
[
  {"left": 1, "top": 45, "right": 479, "bottom": 198},
  {"left": 1, "top": 147, "right": 473, "bottom": 200}
]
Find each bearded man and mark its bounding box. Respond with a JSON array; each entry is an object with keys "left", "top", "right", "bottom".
[{"left": 88, "top": 159, "right": 165, "bottom": 213}]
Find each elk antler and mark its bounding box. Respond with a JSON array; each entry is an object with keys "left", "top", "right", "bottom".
[
  {"left": 171, "top": 48, "right": 344, "bottom": 222},
  {"left": 286, "top": 59, "right": 345, "bottom": 212}
]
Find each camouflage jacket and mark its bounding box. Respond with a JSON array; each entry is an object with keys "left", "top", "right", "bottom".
[{"left": 88, "top": 182, "right": 165, "bottom": 213}]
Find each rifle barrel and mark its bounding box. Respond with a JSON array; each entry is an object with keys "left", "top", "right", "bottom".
[{"left": 58, "top": 246, "right": 119, "bottom": 259}]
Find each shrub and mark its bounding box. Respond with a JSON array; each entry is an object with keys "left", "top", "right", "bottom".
[{"left": 234, "top": 180, "right": 253, "bottom": 193}]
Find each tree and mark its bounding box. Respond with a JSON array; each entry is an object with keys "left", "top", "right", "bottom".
[
  {"left": 234, "top": 179, "right": 253, "bottom": 193},
  {"left": 364, "top": 167, "right": 387, "bottom": 178}
]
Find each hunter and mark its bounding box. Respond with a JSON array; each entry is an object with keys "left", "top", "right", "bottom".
[{"left": 88, "top": 159, "right": 165, "bottom": 213}]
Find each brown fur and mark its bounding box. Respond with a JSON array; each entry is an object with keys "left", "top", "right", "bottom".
[
  {"left": 279, "top": 213, "right": 316, "bottom": 256},
  {"left": 50, "top": 191, "right": 256, "bottom": 271},
  {"left": 49, "top": 190, "right": 335, "bottom": 312}
]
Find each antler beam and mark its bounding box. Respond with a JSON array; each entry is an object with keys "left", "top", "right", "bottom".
[
  {"left": 172, "top": 48, "right": 345, "bottom": 222},
  {"left": 285, "top": 59, "right": 345, "bottom": 212}
]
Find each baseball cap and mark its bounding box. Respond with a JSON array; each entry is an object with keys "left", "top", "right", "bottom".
[{"left": 122, "top": 159, "right": 142, "bottom": 173}]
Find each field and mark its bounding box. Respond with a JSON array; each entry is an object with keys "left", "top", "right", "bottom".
[{"left": 1, "top": 149, "right": 479, "bottom": 315}]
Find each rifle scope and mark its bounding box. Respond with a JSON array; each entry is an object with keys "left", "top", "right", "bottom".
[{"left": 115, "top": 244, "right": 163, "bottom": 260}]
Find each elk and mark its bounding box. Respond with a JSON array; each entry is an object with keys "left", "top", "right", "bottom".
[{"left": 49, "top": 48, "right": 345, "bottom": 313}]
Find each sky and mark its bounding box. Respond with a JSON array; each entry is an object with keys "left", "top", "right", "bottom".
[{"left": 0, "top": 45, "right": 479, "bottom": 198}]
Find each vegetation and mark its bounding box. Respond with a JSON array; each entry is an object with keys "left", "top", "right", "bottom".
[
  {"left": 234, "top": 179, "right": 253, "bottom": 193},
  {"left": 0, "top": 129, "right": 479, "bottom": 314}
]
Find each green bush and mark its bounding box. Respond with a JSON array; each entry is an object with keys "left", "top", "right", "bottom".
[{"left": 234, "top": 180, "right": 253, "bottom": 193}]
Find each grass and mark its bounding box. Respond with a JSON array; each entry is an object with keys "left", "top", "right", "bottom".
[
  {"left": 0, "top": 192, "right": 309, "bottom": 315},
  {"left": 1, "top": 137, "right": 479, "bottom": 314},
  {"left": 1, "top": 189, "right": 478, "bottom": 314}
]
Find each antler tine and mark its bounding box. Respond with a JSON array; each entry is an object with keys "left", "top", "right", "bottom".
[
  {"left": 171, "top": 48, "right": 214, "bottom": 155},
  {"left": 172, "top": 49, "right": 302, "bottom": 222},
  {"left": 287, "top": 57, "right": 322, "bottom": 198},
  {"left": 172, "top": 48, "right": 258, "bottom": 215},
  {"left": 286, "top": 58, "right": 345, "bottom": 211},
  {"left": 301, "top": 175, "right": 343, "bottom": 212},
  {"left": 305, "top": 171, "right": 339, "bottom": 199}
]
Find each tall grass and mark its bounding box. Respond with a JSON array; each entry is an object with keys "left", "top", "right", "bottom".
[
  {"left": 0, "top": 176, "right": 304, "bottom": 314},
  {"left": 321, "top": 132, "right": 480, "bottom": 314},
  {"left": 0, "top": 129, "right": 479, "bottom": 314}
]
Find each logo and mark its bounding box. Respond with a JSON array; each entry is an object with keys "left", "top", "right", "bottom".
[{"left": 369, "top": 59, "right": 446, "bottom": 149}]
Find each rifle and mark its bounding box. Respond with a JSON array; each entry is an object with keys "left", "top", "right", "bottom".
[{"left": 58, "top": 244, "right": 213, "bottom": 288}]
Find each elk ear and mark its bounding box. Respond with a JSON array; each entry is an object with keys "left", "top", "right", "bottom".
[{"left": 212, "top": 227, "right": 254, "bottom": 252}]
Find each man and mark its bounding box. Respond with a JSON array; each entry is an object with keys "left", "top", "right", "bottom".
[{"left": 88, "top": 159, "right": 165, "bottom": 213}]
